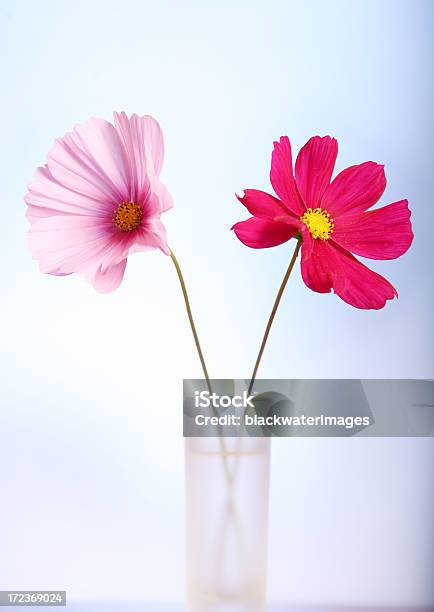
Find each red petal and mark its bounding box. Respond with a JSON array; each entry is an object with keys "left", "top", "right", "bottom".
[
  {"left": 300, "top": 235, "right": 330, "bottom": 293},
  {"left": 332, "top": 200, "right": 413, "bottom": 260},
  {"left": 270, "top": 137, "right": 305, "bottom": 216},
  {"left": 321, "top": 161, "right": 386, "bottom": 217},
  {"left": 301, "top": 237, "right": 397, "bottom": 309},
  {"left": 236, "top": 189, "right": 290, "bottom": 219},
  {"left": 232, "top": 217, "right": 299, "bottom": 249},
  {"left": 295, "top": 136, "right": 338, "bottom": 208}
]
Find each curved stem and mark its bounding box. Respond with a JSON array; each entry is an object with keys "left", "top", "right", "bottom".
[
  {"left": 170, "top": 248, "right": 234, "bottom": 486},
  {"left": 170, "top": 249, "right": 212, "bottom": 393},
  {"left": 170, "top": 248, "right": 253, "bottom": 584},
  {"left": 248, "top": 237, "right": 302, "bottom": 395}
]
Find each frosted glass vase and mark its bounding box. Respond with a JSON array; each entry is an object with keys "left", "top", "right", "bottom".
[{"left": 185, "top": 437, "right": 271, "bottom": 612}]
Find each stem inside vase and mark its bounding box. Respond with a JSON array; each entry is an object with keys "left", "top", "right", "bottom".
[{"left": 185, "top": 437, "right": 271, "bottom": 612}]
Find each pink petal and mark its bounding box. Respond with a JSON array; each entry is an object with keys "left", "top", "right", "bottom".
[
  {"left": 321, "top": 161, "right": 386, "bottom": 217},
  {"left": 301, "top": 237, "right": 397, "bottom": 309},
  {"left": 113, "top": 112, "right": 172, "bottom": 211},
  {"left": 236, "top": 189, "right": 290, "bottom": 219},
  {"left": 25, "top": 166, "right": 112, "bottom": 221},
  {"left": 26, "top": 204, "right": 65, "bottom": 224},
  {"left": 113, "top": 112, "right": 149, "bottom": 203},
  {"left": 270, "top": 137, "right": 305, "bottom": 216},
  {"left": 332, "top": 200, "right": 413, "bottom": 260},
  {"left": 146, "top": 180, "right": 174, "bottom": 215},
  {"left": 97, "top": 232, "right": 137, "bottom": 272},
  {"left": 295, "top": 136, "right": 338, "bottom": 209},
  {"left": 47, "top": 117, "right": 130, "bottom": 205},
  {"left": 28, "top": 215, "right": 117, "bottom": 276},
  {"left": 139, "top": 217, "right": 170, "bottom": 255},
  {"left": 85, "top": 259, "right": 127, "bottom": 293},
  {"left": 140, "top": 115, "right": 164, "bottom": 177},
  {"left": 232, "top": 217, "right": 299, "bottom": 249}
]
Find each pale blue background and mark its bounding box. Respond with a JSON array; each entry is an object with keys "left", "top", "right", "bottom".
[{"left": 0, "top": 0, "right": 433, "bottom": 608}]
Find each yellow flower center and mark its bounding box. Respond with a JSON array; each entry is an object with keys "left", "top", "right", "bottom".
[
  {"left": 114, "top": 202, "right": 142, "bottom": 232},
  {"left": 300, "top": 207, "right": 334, "bottom": 240}
]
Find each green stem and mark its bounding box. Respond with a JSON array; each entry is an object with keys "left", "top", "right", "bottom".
[
  {"left": 170, "top": 248, "right": 233, "bottom": 486},
  {"left": 248, "top": 237, "right": 302, "bottom": 395},
  {"left": 170, "top": 249, "right": 211, "bottom": 393}
]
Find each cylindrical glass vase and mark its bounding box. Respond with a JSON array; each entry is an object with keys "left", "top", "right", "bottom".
[{"left": 185, "top": 436, "right": 271, "bottom": 612}]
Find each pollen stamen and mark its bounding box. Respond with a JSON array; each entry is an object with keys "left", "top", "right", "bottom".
[
  {"left": 300, "top": 207, "right": 334, "bottom": 240},
  {"left": 114, "top": 202, "right": 142, "bottom": 232}
]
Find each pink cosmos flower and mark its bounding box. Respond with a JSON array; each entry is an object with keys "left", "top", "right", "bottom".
[
  {"left": 232, "top": 136, "right": 413, "bottom": 309},
  {"left": 25, "top": 112, "right": 173, "bottom": 293}
]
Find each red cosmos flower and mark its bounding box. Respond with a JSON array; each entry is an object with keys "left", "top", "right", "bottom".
[{"left": 232, "top": 136, "right": 413, "bottom": 309}]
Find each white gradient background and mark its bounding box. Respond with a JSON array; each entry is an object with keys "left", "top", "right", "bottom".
[{"left": 0, "top": 0, "right": 433, "bottom": 608}]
